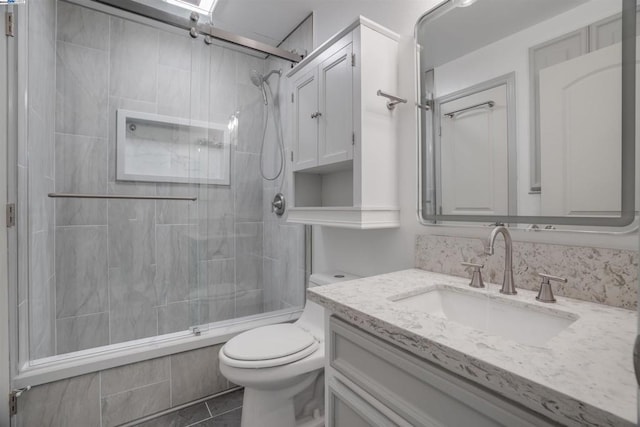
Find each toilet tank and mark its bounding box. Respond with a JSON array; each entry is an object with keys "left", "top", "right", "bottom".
[
  {"left": 308, "top": 272, "right": 361, "bottom": 288},
  {"left": 296, "top": 271, "right": 361, "bottom": 339}
]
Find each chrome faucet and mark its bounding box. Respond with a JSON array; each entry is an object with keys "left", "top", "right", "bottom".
[{"left": 485, "top": 224, "right": 517, "bottom": 295}]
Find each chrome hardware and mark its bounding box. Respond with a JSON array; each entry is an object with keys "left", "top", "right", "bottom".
[
  {"left": 5, "top": 11, "right": 15, "bottom": 37},
  {"left": 634, "top": 335, "right": 640, "bottom": 387},
  {"left": 204, "top": 35, "right": 213, "bottom": 45},
  {"left": 311, "top": 112, "right": 322, "bottom": 119},
  {"left": 6, "top": 203, "right": 15, "bottom": 228},
  {"left": 416, "top": 102, "right": 432, "bottom": 111},
  {"left": 189, "top": 27, "right": 199, "bottom": 39},
  {"left": 9, "top": 387, "right": 31, "bottom": 416},
  {"left": 461, "top": 262, "right": 485, "bottom": 288},
  {"left": 444, "top": 100, "right": 495, "bottom": 118},
  {"left": 190, "top": 12, "right": 200, "bottom": 22},
  {"left": 536, "top": 273, "right": 567, "bottom": 303},
  {"left": 376, "top": 90, "right": 407, "bottom": 110},
  {"left": 272, "top": 193, "right": 286, "bottom": 216},
  {"left": 48, "top": 193, "right": 197, "bottom": 201},
  {"left": 192, "top": 327, "right": 201, "bottom": 336},
  {"left": 485, "top": 224, "right": 516, "bottom": 295}
]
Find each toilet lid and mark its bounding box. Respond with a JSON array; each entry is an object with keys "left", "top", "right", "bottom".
[{"left": 223, "top": 324, "right": 317, "bottom": 362}]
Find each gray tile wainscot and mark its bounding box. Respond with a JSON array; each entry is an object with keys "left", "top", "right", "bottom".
[{"left": 308, "top": 269, "right": 636, "bottom": 427}]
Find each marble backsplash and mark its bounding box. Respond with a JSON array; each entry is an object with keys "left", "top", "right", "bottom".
[{"left": 415, "top": 235, "right": 638, "bottom": 310}]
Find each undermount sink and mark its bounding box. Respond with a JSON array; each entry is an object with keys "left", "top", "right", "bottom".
[{"left": 392, "top": 286, "right": 578, "bottom": 347}]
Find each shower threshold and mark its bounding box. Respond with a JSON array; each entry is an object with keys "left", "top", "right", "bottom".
[{"left": 13, "top": 308, "right": 302, "bottom": 389}]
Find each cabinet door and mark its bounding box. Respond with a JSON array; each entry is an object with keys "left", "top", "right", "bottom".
[
  {"left": 439, "top": 84, "right": 509, "bottom": 216},
  {"left": 293, "top": 68, "right": 319, "bottom": 171},
  {"left": 318, "top": 43, "right": 354, "bottom": 166},
  {"left": 540, "top": 41, "right": 640, "bottom": 216}
]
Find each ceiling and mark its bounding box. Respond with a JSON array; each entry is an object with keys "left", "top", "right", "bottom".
[
  {"left": 417, "top": 0, "right": 588, "bottom": 69},
  {"left": 132, "top": 0, "right": 441, "bottom": 48}
]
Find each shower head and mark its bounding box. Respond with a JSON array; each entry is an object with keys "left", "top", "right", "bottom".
[
  {"left": 250, "top": 69, "right": 282, "bottom": 86},
  {"left": 250, "top": 70, "right": 264, "bottom": 87},
  {"left": 250, "top": 69, "right": 281, "bottom": 105}
]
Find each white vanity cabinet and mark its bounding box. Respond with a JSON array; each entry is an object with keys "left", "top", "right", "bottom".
[
  {"left": 326, "top": 316, "right": 557, "bottom": 427},
  {"left": 286, "top": 17, "right": 400, "bottom": 229}
]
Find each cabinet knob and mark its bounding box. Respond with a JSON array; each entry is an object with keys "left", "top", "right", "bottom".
[{"left": 311, "top": 112, "right": 322, "bottom": 119}]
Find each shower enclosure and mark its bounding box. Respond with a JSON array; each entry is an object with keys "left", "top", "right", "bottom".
[{"left": 14, "top": 0, "right": 307, "bottom": 371}]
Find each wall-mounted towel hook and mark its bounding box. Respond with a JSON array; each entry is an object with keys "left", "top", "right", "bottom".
[{"left": 377, "top": 90, "right": 407, "bottom": 110}]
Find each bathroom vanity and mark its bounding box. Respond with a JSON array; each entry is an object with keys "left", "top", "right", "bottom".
[{"left": 308, "top": 269, "right": 636, "bottom": 427}]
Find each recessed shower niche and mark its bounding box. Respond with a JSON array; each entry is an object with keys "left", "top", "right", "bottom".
[{"left": 116, "top": 110, "right": 231, "bottom": 185}]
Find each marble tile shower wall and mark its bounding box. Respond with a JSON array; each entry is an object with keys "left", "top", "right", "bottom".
[
  {"left": 415, "top": 234, "right": 638, "bottom": 309},
  {"left": 46, "top": 0, "right": 268, "bottom": 355},
  {"left": 262, "top": 16, "right": 313, "bottom": 311}
]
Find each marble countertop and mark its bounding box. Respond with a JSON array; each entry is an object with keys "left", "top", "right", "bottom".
[{"left": 307, "top": 269, "right": 637, "bottom": 427}]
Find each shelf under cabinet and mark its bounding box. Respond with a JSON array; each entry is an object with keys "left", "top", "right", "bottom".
[{"left": 286, "top": 206, "right": 400, "bottom": 229}]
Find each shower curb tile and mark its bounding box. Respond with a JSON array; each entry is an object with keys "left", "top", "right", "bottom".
[
  {"left": 101, "top": 356, "right": 170, "bottom": 396},
  {"left": 170, "top": 345, "right": 229, "bottom": 406},
  {"left": 101, "top": 380, "right": 171, "bottom": 427}
]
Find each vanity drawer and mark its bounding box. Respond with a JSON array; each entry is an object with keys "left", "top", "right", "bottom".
[
  {"left": 328, "top": 376, "right": 412, "bottom": 427},
  {"left": 329, "top": 316, "right": 557, "bottom": 427}
]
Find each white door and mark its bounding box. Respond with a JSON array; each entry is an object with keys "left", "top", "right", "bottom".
[
  {"left": 293, "top": 67, "right": 319, "bottom": 171},
  {"left": 318, "top": 43, "right": 354, "bottom": 166},
  {"left": 539, "top": 40, "right": 640, "bottom": 216},
  {"left": 439, "top": 85, "right": 509, "bottom": 216}
]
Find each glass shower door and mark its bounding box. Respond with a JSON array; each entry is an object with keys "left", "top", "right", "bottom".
[
  {"left": 19, "top": 0, "right": 306, "bottom": 367},
  {"left": 21, "top": 1, "right": 203, "bottom": 360}
]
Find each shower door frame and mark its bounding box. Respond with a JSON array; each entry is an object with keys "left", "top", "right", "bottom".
[
  {"left": 1, "top": 1, "right": 24, "bottom": 424},
  {"left": 0, "top": 5, "right": 14, "bottom": 426}
]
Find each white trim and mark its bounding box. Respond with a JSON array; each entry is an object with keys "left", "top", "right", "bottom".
[
  {"left": 287, "top": 207, "right": 400, "bottom": 229},
  {"left": 287, "top": 16, "right": 400, "bottom": 78},
  {"left": 13, "top": 308, "right": 302, "bottom": 389}
]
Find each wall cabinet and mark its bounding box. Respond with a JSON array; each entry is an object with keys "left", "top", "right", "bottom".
[
  {"left": 326, "top": 316, "right": 557, "bottom": 427},
  {"left": 286, "top": 17, "right": 400, "bottom": 229}
]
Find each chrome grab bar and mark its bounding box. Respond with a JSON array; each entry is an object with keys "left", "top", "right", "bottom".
[
  {"left": 376, "top": 90, "right": 407, "bottom": 110},
  {"left": 48, "top": 193, "right": 197, "bottom": 201},
  {"left": 444, "top": 100, "right": 495, "bottom": 118}
]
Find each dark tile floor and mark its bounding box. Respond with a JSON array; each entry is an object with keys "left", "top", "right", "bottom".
[{"left": 134, "top": 389, "right": 243, "bottom": 427}]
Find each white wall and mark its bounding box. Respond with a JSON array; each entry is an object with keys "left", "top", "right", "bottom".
[{"left": 307, "top": 1, "right": 638, "bottom": 278}]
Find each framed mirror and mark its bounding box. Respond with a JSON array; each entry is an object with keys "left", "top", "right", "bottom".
[{"left": 416, "top": 0, "right": 638, "bottom": 229}]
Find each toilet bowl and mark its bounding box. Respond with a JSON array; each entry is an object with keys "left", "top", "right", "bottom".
[{"left": 219, "top": 272, "right": 360, "bottom": 427}]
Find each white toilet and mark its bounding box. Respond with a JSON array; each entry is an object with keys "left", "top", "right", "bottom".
[{"left": 219, "top": 272, "right": 359, "bottom": 427}]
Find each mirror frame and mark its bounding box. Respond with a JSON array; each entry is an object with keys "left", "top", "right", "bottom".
[{"left": 415, "top": 0, "right": 637, "bottom": 228}]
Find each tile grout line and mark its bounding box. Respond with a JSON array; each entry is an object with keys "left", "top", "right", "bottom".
[
  {"left": 99, "top": 370, "right": 103, "bottom": 427},
  {"left": 102, "top": 378, "right": 169, "bottom": 399},
  {"left": 186, "top": 404, "right": 243, "bottom": 427},
  {"left": 106, "top": 7, "right": 112, "bottom": 348}
]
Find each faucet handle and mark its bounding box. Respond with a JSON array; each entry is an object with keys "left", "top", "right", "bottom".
[
  {"left": 461, "top": 262, "right": 485, "bottom": 288},
  {"left": 536, "top": 273, "right": 567, "bottom": 303}
]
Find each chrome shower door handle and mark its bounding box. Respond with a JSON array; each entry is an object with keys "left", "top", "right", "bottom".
[{"left": 310, "top": 112, "right": 322, "bottom": 119}]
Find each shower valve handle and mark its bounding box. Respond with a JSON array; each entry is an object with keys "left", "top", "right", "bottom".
[{"left": 311, "top": 112, "right": 322, "bottom": 119}]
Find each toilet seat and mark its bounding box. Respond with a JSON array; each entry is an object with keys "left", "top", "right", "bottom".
[{"left": 222, "top": 324, "right": 319, "bottom": 368}]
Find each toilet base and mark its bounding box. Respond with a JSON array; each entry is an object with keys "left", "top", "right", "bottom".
[{"left": 240, "top": 371, "right": 320, "bottom": 427}]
